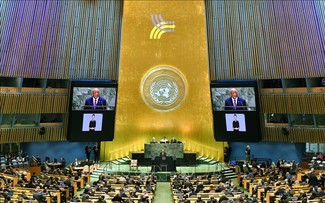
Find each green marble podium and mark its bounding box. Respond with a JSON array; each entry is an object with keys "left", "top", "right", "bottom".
[{"left": 144, "top": 143, "right": 184, "bottom": 158}]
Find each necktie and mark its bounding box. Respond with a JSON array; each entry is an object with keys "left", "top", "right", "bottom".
[
  {"left": 233, "top": 98, "right": 237, "bottom": 109},
  {"left": 93, "top": 99, "right": 97, "bottom": 109}
]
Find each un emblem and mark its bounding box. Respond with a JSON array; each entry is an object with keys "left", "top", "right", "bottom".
[
  {"left": 150, "top": 80, "right": 178, "bottom": 105},
  {"left": 141, "top": 67, "right": 187, "bottom": 112}
]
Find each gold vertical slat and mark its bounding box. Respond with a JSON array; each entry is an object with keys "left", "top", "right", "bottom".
[
  {"left": 262, "top": 127, "right": 325, "bottom": 143},
  {"left": 0, "top": 94, "right": 68, "bottom": 114},
  {"left": 0, "top": 128, "right": 67, "bottom": 143},
  {"left": 234, "top": 93, "right": 325, "bottom": 115}
]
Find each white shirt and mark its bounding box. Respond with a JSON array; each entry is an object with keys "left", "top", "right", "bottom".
[{"left": 160, "top": 138, "right": 168, "bottom": 143}]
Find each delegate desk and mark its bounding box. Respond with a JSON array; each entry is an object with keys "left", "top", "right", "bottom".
[{"left": 144, "top": 143, "right": 184, "bottom": 158}]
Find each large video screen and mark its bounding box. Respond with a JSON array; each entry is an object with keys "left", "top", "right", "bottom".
[
  {"left": 71, "top": 87, "right": 116, "bottom": 111},
  {"left": 210, "top": 81, "right": 261, "bottom": 142},
  {"left": 68, "top": 81, "right": 117, "bottom": 142}
]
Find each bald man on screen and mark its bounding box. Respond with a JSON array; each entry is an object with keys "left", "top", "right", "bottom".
[
  {"left": 84, "top": 88, "right": 107, "bottom": 110},
  {"left": 224, "top": 88, "right": 247, "bottom": 110}
]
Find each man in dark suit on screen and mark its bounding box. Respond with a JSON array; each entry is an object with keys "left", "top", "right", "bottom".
[
  {"left": 224, "top": 88, "right": 247, "bottom": 110},
  {"left": 84, "top": 88, "right": 107, "bottom": 110},
  {"left": 89, "top": 114, "right": 96, "bottom": 131}
]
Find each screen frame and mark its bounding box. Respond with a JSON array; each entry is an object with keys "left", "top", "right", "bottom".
[
  {"left": 210, "top": 80, "right": 261, "bottom": 142},
  {"left": 67, "top": 80, "right": 118, "bottom": 142}
]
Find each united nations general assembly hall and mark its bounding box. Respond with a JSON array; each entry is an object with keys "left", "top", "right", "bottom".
[{"left": 0, "top": 1, "right": 324, "bottom": 202}]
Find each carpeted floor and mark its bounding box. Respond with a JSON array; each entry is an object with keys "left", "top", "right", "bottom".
[{"left": 153, "top": 182, "right": 173, "bottom": 203}]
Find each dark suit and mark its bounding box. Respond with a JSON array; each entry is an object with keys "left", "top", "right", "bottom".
[
  {"left": 233, "top": 121, "right": 239, "bottom": 131},
  {"left": 89, "top": 120, "right": 96, "bottom": 131},
  {"left": 245, "top": 147, "right": 251, "bottom": 162},
  {"left": 93, "top": 145, "right": 100, "bottom": 163},
  {"left": 308, "top": 172, "right": 318, "bottom": 187},
  {"left": 85, "top": 146, "right": 91, "bottom": 160},
  {"left": 170, "top": 138, "right": 177, "bottom": 143},
  {"left": 160, "top": 151, "right": 167, "bottom": 160},
  {"left": 224, "top": 97, "right": 247, "bottom": 110},
  {"left": 218, "top": 196, "right": 228, "bottom": 203},
  {"left": 84, "top": 97, "right": 107, "bottom": 110}
]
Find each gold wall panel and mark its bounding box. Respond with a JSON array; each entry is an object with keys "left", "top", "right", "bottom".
[
  {"left": 260, "top": 94, "right": 325, "bottom": 114},
  {"left": 0, "top": 127, "right": 67, "bottom": 143},
  {"left": 0, "top": 94, "right": 68, "bottom": 114},
  {"left": 262, "top": 127, "right": 325, "bottom": 143},
  {"left": 101, "top": 0, "right": 225, "bottom": 161}
]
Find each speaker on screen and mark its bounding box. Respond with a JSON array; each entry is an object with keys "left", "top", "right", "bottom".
[
  {"left": 67, "top": 80, "right": 117, "bottom": 142},
  {"left": 210, "top": 80, "right": 261, "bottom": 142}
]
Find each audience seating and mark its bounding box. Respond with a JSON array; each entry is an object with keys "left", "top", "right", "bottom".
[
  {"left": 0, "top": 158, "right": 93, "bottom": 202},
  {"left": 171, "top": 174, "right": 244, "bottom": 203},
  {"left": 71, "top": 174, "right": 157, "bottom": 203},
  {"left": 238, "top": 166, "right": 324, "bottom": 203}
]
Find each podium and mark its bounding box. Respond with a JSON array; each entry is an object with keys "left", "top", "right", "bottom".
[
  {"left": 144, "top": 143, "right": 182, "bottom": 172},
  {"left": 151, "top": 156, "right": 176, "bottom": 172},
  {"left": 144, "top": 143, "right": 184, "bottom": 159}
]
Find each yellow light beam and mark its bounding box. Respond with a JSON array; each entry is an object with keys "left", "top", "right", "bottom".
[
  {"left": 149, "top": 22, "right": 166, "bottom": 39},
  {"left": 153, "top": 24, "right": 176, "bottom": 39}
]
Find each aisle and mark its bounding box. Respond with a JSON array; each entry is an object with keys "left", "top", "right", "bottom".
[{"left": 153, "top": 182, "right": 173, "bottom": 203}]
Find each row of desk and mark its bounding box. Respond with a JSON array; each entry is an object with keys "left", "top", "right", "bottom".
[{"left": 238, "top": 173, "right": 323, "bottom": 203}]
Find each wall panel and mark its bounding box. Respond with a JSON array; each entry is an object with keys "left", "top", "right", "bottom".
[
  {"left": 0, "top": 1, "right": 122, "bottom": 80},
  {"left": 260, "top": 94, "right": 325, "bottom": 114},
  {"left": 1, "top": 0, "right": 324, "bottom": 148},
  {"left": 262, "top": 127, "right": 325, "bottom": 143},
  {"left": 101, "top": 0, "right": 225, "bottom": 161},
  {"left": 206, "top": 0, "right": 325, "bottom": 80},
  {"left": 0, "top": 94, "right": 68, "bottom": 114},
  {"left": 0, "top": 127, "right": 66, "bottom": 143}
]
